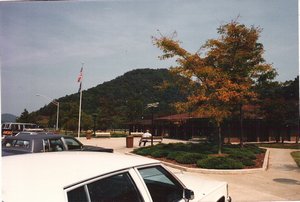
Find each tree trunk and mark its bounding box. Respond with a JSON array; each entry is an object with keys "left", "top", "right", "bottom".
[
  {"left": 239, "top": 104, "right": 244, "bottom": 148},
  {"left": 281, "top": 126, "right": 286, "bottom": 144},
  {"left": 276, "top": 127, "right": 280, "bottom": 143},
  {"left": 217, "top": 122, "right": 222, "bottom": 154},
  {"left": 227, "top": 122, "right": 231, "bottom": 144}
]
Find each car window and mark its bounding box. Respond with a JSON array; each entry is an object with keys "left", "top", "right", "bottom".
[
  {"left": 2, "top": 123, "right": 8, "bottom": 129},
  {"left": 49, "top": 139, "right": 64, "bottom": 151},
  {"left": 11, "top": 124, "right": 18, "bottom": 131},
  {"left": 88, "top": 172, "right": 143, "bottom": 202},
  {"left": 15, "top": 140, "right": 30, "bottom": 148},
  {"left": 24, "top": 124, "right": 37, "bottom": 128},
  {"left": 138, "top": 166, "right": 183, "bottom": 202},
  {"left": 43, "top": 139, "right": 64, "bottom": 152},
  {"left": 63, "top": 137, "right": 82, "bottom": 150},
  {"left": 3, "top": 139, "right": 30, "bottom": 149},
  {"left": 2, "top": 139, "right": 15, "bottom": 147},
  {"left": 67, "top": 172, "right": 143, "bottom": 202},
  {"left": 67, "top": 186, "right": 88, "bottom": 202}
]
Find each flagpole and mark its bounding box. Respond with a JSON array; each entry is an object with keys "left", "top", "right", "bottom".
[
  {"left": 77, "top": 63, "right": 84, "bottom": 138},
  {"left": 78, "top": 87, "right": 82, "bottom": 138}
]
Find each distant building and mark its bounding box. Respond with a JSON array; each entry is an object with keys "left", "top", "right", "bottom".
[{"left": 129, "top": 105, "right": 299, "bottom": 143}]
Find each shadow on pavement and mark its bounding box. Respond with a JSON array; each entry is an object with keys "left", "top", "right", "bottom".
[{"left": 273, "top": 178, "right": 300, "bottom": 185}]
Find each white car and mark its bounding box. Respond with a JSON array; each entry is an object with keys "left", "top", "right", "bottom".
[{"left": 2, "top": 152, "right": 231, "bottom": 202}]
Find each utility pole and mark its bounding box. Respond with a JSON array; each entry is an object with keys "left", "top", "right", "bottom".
[{"left": 146, "top": 102, "right": 159, "bottom": 146}]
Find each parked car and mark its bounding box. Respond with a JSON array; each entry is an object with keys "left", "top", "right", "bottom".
[
  {"left": 2, "top": 152, "right": 231, "bottom": 202},
  {"left": 1, "top": 133, "right": 113, "bottom": 156}
]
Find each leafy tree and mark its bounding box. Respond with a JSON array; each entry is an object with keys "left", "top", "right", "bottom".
[
  {"left": 258, "top": 76, "right": 299, "bottom": 143},
  {"left": 81, "top": 112, "right": 93, "bottom": 130},
  {"left": 202, "top": 20, "right": 277, "bottom": 146},
  {"left": 153, "top": 36, "right": 236, "bottom": 154},
  {"left": 153, "top": 20, "right": 276, "bottom": 152},
  {"left": 65, "top": 118, "right": 78, "bottom": 131},
  {"left": 17, "top": 109, "right": 31, "bottom": 123}
]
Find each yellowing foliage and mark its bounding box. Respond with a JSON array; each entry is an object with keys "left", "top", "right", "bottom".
[{"left": 153, "top": 20, "right": 276, "bottom": 126}]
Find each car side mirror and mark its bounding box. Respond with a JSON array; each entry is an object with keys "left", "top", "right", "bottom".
[{"left": 184, "top": 189, "right": 194, "bottom": 200}]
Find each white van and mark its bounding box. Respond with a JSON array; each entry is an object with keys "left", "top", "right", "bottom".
[{"left": 1, "top": 122, "right": 43, "bottom": 136}]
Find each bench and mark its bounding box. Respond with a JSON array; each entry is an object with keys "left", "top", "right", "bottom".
[
  {"left": 188, "top": 136, "right": 208, "bottom": 143},
  {"left": 139, "top": 136, "right": 163, "bottom": 146},
  {"left": 131, "top": 132, "right": 144, "bottom": 137},
  {"left": 95, "top": 132, "right": 111, "bottom": 138}
]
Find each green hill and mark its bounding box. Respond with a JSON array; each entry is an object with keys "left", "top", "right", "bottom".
[{"left": 29, "top": 68, "right": 188, "bottom": 130}]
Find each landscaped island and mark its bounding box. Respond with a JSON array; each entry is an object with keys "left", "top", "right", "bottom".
[{"left": 133, "top": 143, "right": 266, "bottom": 169}]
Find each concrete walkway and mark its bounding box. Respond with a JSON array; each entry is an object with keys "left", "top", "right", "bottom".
[
  {"left": 79, "top": 137, "right": 300, "bottom": 201},
  {"left": 192, "top": 148, "right": 300, "bottom": 201}
]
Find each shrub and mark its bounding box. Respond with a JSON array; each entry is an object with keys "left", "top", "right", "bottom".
[
  {"left": 244, "top": 144, "right": 265, "bottom": 154},
  {"left": 229, "top": 155, "right": 255, "bottom": 166},
  {"left": 197, "top": 156, "right": 244, "bottom": 169},
  {"left": 110, "top": 133, "right": 127, "bottom": 137},
  {"left": 151, "top": 150, "right": 170, "bottom": 158},
  {"left": 134, "top": 142, "right": 260, "bottom": 169},
  {"left": 240, "top": 158, "right": 255, "bottom": 167},
  {"left": 171, "top": 143, "right": 191, "bottom": 151},
  {"left": 167, "top": 151, "right": 188, "bottom": 160},
  {"left": 175, "top": 153, "right": 207, "bottom": 164},
  {"left": 154, "top": 143, "right": 171, "bottom": 150},
  {"left": 189, "top": 143, "right": 216, "bottom": 154},
  {"left": 226, "top": 150, "right": 256, "bottom": 167},
  {"left": 224, "top": 148, "right": 256, "bottom": 160},
  {"left": 133, "top": 147, "right": 155, "bottom": 156}
]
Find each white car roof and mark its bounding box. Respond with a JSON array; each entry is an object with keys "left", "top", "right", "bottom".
[{"left": 2, "top": 152, "right": 159, "bottom": 202}]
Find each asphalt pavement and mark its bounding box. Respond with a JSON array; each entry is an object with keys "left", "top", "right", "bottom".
[{"left": 79, "top": 137, "right": 300, "bottom": 201}]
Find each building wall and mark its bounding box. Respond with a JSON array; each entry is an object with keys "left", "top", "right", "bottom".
[
  {"left": 130, "top": 118, "right": 299, "bottom": 143},
  {"left": 151, "top": 118, "right": 299, "bottom": 143}
]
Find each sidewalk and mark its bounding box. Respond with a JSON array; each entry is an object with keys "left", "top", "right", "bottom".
[
  {"left": 79, "top": 137, "right": 300, "bottom": 201},
  {"left": 78, "top": 136, "right": 186, "bottom": 154}
]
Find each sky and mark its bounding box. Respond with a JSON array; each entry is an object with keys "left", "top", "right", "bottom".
[{"left": 0, "top": 0, "right": 298, "bottom": 117}]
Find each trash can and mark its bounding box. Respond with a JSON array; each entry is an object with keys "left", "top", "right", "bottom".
[
  {"left": 86, "top": 130, "right": 92, "bottom": 139},
  {"left": 126, "top": 136, "right": 134, "bottom": 148}
]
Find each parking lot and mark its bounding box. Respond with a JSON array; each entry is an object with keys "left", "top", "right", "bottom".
[{"left": 79, "top": 137, "right": 300, "bottom": 201}]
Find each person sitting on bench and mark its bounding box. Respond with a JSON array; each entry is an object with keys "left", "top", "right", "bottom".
[{"left": 139, "top": 130, "right": 152, "bottom": 146}]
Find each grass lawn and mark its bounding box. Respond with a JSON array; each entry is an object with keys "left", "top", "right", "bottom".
[
  {"left": 291, "top": 151, "right": 300, "bottom": 167},
  {"left": 133, "top": 142, "right": 266, "bottom": 169},
  {"left": 256, "top": 143, "right": 300, "bottom": 149}
]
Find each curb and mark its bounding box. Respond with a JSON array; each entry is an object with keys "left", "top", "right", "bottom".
[{"left": 127, "top": 149, "right": 270, "bottom": 174}]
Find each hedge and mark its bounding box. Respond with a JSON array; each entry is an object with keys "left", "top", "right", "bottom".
[
  {"left": 133, "top": 143, "right": 264, "bottom": 169},
  {"left": 167, "top": 151, "right": 188, "bottom": 160},
  {"left": 197, "top": 156, "right": 244, "bottom": 169},
  {"left": 175, "top": 153, "right": 207, "bottom": 164},
  {"left": 133, "top": 147, "right": 155, "bottom": 156},
  {"left": 150, "top": 150, "right": 170, "bottom": 158}
]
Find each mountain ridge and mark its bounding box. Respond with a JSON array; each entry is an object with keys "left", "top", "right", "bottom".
[
  {"left": 1, "top": 113, "right": 17, "bottom": 123},
  {"left": 30, "top": 68, "right": 188, "bottom": 129}
]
